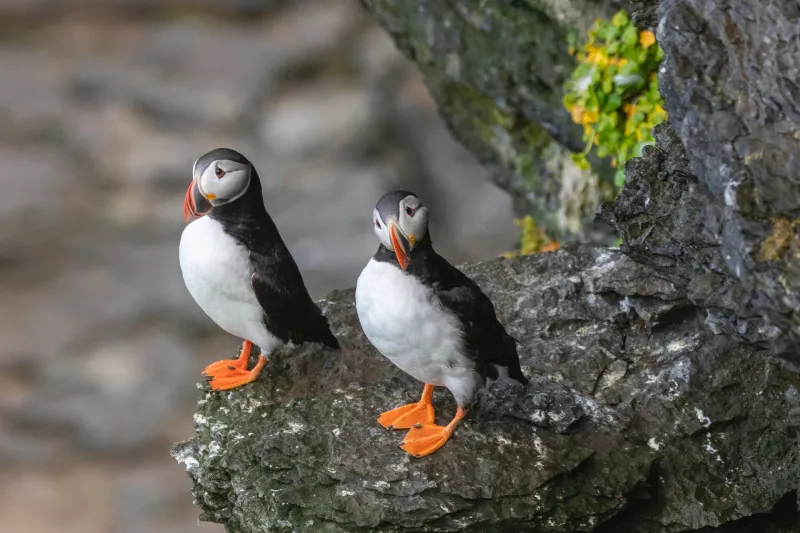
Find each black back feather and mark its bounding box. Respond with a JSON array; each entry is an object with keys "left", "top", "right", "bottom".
[{"left": 209, "top": 165, "right": 338, "bottom": 350}]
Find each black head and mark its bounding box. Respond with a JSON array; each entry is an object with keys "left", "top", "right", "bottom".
[
  {"left": 184, "top": 148, "right": 255, "bottom": 222},
  {"left": 372, "top": 190, "right": 430, "bottom": 270}
]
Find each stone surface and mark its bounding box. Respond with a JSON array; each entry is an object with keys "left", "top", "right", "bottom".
[
  {"left": 656, "top": 0, "right": 800, "bottom": 357},
  {"left": 174, "top": 247, "right": 799, "bottom": 533},
  {"left": 361, "top": 0, "right": 623, "bottom": 241}
]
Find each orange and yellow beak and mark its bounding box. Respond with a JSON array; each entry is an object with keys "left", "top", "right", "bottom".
[
  {"left": 389, "top": 222, "right": 414, "bottom": 271},
  {"left": 183, "top": 180, "right": 212, "bottom": 223}
]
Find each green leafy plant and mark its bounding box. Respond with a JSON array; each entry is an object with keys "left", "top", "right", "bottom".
[
  {"left": 503, "top": 216, "right": 560, "bottom": 258},
  {"left": 563, "top": 10, "right": 666, "bottom": 188}
]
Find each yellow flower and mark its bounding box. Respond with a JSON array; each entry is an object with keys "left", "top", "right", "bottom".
[
  {"left": 568, "top": 45, "right": 575, "bottom": 56},
  {"left": 583, "top": 108, "right": 599, "bottom": 125},
  {"left": 585, "top": 46, "right": 609, "bottom": 66},
  {"left": 623, "top": 103, "right": 638, "bottom": 119},
  {"left": 639, "top": 30, "right": 656, "bottom": 48},
  {"left": 540, "top": 240, "right": 561, "bottom": 253},
  {"left": 655, "top": 104, "right": 666, "bottom": 117},
  {"left": 569, "top": 105, "right": 585, "bottom": 124}
]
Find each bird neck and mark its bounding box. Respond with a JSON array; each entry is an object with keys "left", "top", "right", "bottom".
[{"left": 374, "top": 232, "right": 437, "bottom": 273}]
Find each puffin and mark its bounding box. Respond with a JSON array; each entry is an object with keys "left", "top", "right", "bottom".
[
  {"left": 179, "top": 148, "right": 339, "bottom": 391},
  {"left": 355, "top": 190, "right": 528, "bottom": 457}
]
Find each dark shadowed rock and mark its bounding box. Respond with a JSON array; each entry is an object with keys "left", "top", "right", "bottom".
[
  {"left": 597, "top": 123, "right": 780, "bottom": 349},
  {"left": 172, "top": 248, "right": 799, "bottom": 532}
]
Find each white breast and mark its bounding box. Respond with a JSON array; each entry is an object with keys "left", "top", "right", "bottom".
[
  {"left": 179, "top": 216, "right": 282, "bottom": 354},
  {"left": 355, "top": 258, "right": 482, "bottom": 406}
]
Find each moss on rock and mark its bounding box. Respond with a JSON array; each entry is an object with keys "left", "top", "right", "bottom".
[{"left": 361, "top": 0, "right": 620, "bottom": 240}]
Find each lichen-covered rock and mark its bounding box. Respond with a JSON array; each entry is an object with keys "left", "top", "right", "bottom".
[
  {"left": 172, "top": 247, "right": 799, "bottom": 532},
  {"left": 655, "top": 0, "right": 800, "bottom": 359},
  {"left": 360, "top": 0, "right": 623, "bottom": 241}
]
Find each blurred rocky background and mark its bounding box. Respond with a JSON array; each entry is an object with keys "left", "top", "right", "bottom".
[{"left": 0, "top": 1, "right": 519, "bottom": 532}]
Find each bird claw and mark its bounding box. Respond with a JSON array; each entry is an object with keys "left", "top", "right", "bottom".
[
  {"left": 203, "top": 355, "right": 267, "bottom": 391},
  {"left": 201, "top": 340, "right": 268, "bottom": 391}
]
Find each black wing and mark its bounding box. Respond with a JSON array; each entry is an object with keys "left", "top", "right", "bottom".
[
  {"left": 426, "top": 254, "right": 527, "bottom": 384},
  {"left": 249, "top": 246, "right": 339, "bottom": 350}
]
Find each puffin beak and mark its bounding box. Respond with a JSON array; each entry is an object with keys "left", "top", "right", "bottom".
[
  {"left": 183, "top": 180, "right": 212, "bottom": 223},
  {"left": 389, "top": 222, "right": 411, "bottom": 271}
]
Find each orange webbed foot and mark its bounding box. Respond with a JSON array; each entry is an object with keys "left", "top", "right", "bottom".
[
  {"left": 202, "top": 340, "right": 268, "bottom": 391},
  {"left": 399, "top": 406, "right": 467, "bottom": 458},
  {"left": 400, "top": 424, "right": 453, "bottom": 457},
  {"left": 378, "top": 401, "right": 435, "bottom": 430},
  {"left": 377, "top": 384, "right": 436, "bottom": 430}
]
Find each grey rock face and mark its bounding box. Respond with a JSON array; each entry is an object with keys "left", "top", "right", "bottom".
[
  {"left": 598, "top": 123, "right": 779, "bottom": 348},
  {"left": 173, "top": 246, "right": 799, "bottom": 532},
  {"left": 655, "top": 0, "right": 800, "bottom": 357}
]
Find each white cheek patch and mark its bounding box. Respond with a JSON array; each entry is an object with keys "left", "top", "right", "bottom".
[{"left": 200, "top": 163, "right": 250, "bottom": 205}]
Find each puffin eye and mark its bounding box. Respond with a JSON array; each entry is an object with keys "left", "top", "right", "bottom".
[
  {"left": 215, "top": 166, "right": 225, "bottom": 178},
  {"left": 375, "top": 219, "right": 381, "bottom": 229},
  {"left": 405, "top": 206, "right": 416, "bottom": 216}
]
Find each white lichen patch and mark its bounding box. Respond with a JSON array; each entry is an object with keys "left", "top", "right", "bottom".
[
  {"left": 235, "top": 395, "right": 266, "bottom": 415},
  {"left": 332, "top": 428, "right": 341, "bottom": 437},
  {"left": 574, "top": 394, "right": 621, "bottom": 427},
  {"left": 495, "top": 434, "right": 515, "bottom": 447},
  {"left": 694, "top": 407, "right": 712, "bottom": 428},
  {"left": 704, "top": 435, "right": 723, "bottom": 463},
  {"left": 666, "top": 339, "right": 691, "bottom": 353},
  {"left": 597, "top": 359, "right": 628, "bottom": 391},
  {"left": 207, "top": 441, "right": 221, "bottom": 458},
  {"left": 336, "top": 487, "right": 356, "bottom": 497},
  {"left": 645, "top": 357, "right": 692, "bottom": 402},
  {"left": 173, "top": 446, "right": 200, "bottom": 473},
  {"left": 210, "top": 420, "right": 229, "bottom": 433},
  {"left": 581, "top": 251, "right": 617, "bottom": 289},
  {"left": 284, "top": 421, "right": 305, "bottom": 434},
  {"left": 649, "top": 336, "right": 701, "bottom": 358},
  {"left": 575, "top": 323, "right": 604, "bottom": 337},
  {"left": 529, "top": 410, "right": 548, "bottom": 425},
  {"left": 647, "top": 437, "right": 663, "bottom": 451},
  {"left": 193, "top": 413, "right": 208, "bottom": 426},
  {"left": 531, "top": 433, "right": 549, "bottom": 462}
]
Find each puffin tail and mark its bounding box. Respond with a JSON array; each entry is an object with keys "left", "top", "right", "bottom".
[
  {"left": 319, "top": 328, "right": 340, "bottom": 350},
  {"left": 508, "top": 362, "right": 529, "bottom": 386},
  {"left": 502, "top": 333, "right": 529, "bottom": 386}
]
